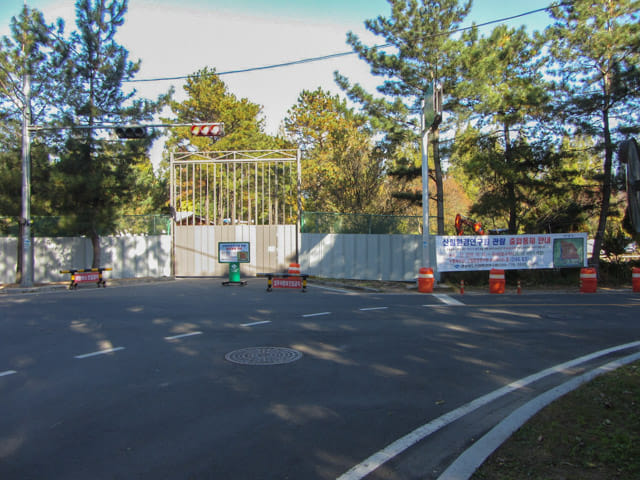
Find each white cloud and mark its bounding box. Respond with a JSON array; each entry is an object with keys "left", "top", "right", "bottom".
[{"left": 120, "top": 2, "right": 380, "bottom": 135}]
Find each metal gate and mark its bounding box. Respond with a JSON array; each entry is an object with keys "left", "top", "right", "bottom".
[{"left": 170, "top": 149, "right": 301, "bottom": 277}]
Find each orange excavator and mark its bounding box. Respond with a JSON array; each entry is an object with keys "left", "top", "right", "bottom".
[{"left": 454, "top": 213, "right": 486, "bottom": 236}]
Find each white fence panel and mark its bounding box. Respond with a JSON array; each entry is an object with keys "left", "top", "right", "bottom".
[
  {"left": 2, "top": 233, "right": 423, "bottom": 284},
  {"left": 0, "top": 235, "right": 171, "bottom": 284},
  {"left": 300, "top": 233, "right": 422, "bottom": 281}
]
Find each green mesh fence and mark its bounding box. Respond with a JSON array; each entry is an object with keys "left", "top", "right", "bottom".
[
  {"left": 301, "top": 212, "right": 422, "bottom": 234},
  {"left": 0, "top": 215, "right": 172, "bottom": 237}
]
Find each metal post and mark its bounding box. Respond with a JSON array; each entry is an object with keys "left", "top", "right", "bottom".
[
  {"left": 169, "top": 151, "right": 175, "bottom": 278},
  {"left": 421, "top": 120, "right": 431, "bottom": 274},
  {"left": 20, "top": 71, "right": 33, "bottom": 287},
  {"left": 296, "top": 149, "right": 302, "bottom": 264}
]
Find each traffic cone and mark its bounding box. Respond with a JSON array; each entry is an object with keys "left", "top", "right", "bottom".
[{"left": 460, "top": 279, "right": 465, "bottom": 295}]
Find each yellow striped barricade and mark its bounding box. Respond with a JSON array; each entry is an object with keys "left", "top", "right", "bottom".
[
  {"left": 59, "top": 267, "right": 112, "bottom": 290},
  {"left": 257, "top": 272, "right": 308, "bottom": 293}
]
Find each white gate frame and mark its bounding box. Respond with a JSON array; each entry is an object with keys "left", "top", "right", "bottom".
[{"left": 169, "top": 149, "right": 302, "bottom": 276}]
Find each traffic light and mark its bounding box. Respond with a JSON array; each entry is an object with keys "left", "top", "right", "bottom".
[
  {"left": 191, "top": 123, "right": 224, "bottom": 137},
  {"left": 115, "top": 125, "right": 147, "bottom": 139},
  {"left": 422, "top": 82, "right": 443, "bottom": 130}
]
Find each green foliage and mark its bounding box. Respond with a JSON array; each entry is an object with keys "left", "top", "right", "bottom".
[
  {"left": 284, "top": 88, "right": 387, "bottom": 214},
  {"left": 336, "top": 0, "right": 472, "bottom": 231},
  {"left": 545, "top": 0, "right": 640, "bottom": 263},
  {"left": 0, "top": 6, "right": 66, "bottom": 217},
  {"left": 51, "top": 0, "right": 164, "bottom": 266},
  {"left": 163, "top": 67, "right": 288, "bottom": 160},
  {"left": 450, "top": 25, "right": 551, "bottom": 234}
]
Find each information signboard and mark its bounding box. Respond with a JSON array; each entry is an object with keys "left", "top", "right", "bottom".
[
  {"left": 218, "top": 242, "right": 250, "bottom": 264},
  {"left": 436, "top": 233, "right": 587, "bottom": 272}
]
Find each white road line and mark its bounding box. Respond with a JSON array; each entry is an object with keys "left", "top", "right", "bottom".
[
  {"left": 302, "top": 312, "right": 331, "bottom": 318},
  {"left": 164, "top": 331, "right": 203, "bottom": 340},
  {"left": 432, "top": 294, "right": 465, "bottom": 306},
  {"left": 337, "top": 340, "right": 640, "bottom": 480},
  {"left": 241, "top": 321, "right": 272, "bottom": 327},
  {"left": 437, "top": 350, "right": 640, "bottom": 480},
  {"left": 0, "top": 370, "right": 17, "bottom": 377},
  {"left": 74, "top": 347, "right": 125, "bottom": 359},
  {"left": 359, "top": 307, "right": 389, "bottom": 311}
]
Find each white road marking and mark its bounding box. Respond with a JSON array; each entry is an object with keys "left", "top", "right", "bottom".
[
  {"left": 359, "top": 307, "right": 389, "bottom": 311},
  {"left": 437, "top": 350, "right": 640, "bottom": 480},
  {"left": 241, "top": 321, "right": 272, "bottom": 327},
  {"left": 337, "top": 340, "right": 640, "bottom": 480},
  {"left": 302, "top": 312, "right": 331, "bottom": 318},
  {"left": 164, "top": 331, "right": 203, "bottom": 340},
  {"left": 432, "top": 294, "right": 465, "bottom": 306},
  {"left": 0, "top": 370, "right": 17, "bottom": 377},
  {"left": 74, "top": 347, "right": 125, "bottom": 359}
]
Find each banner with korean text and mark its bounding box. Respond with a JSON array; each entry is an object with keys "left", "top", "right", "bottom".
[{"left": 435, "top": 233, "right": 588, "bottom": 272}]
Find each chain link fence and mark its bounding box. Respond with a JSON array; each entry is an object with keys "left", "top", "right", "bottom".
[
  {"left": 301, "top": 211, "right": 422, "bottom": 235},
  {"left": 0, "top": 215, "right": 171, "bottom": 237}
]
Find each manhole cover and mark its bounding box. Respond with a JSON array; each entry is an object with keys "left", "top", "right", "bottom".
[{"left": 225, "top": 347, "right": 303, "bottom": 365}]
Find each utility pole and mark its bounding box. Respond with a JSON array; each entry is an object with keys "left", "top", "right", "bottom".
[
  {"left": 19, "top": 0, "right": 33, "bottom": 287},
  {"left": 20, "top": 71, "right": 33, "bottom": 287},
  {"left": 420, "top": 81, "right": 443, "bottom": 280},
  {"left": 421, "top": 116, "right": 430, "bottom": 272}
]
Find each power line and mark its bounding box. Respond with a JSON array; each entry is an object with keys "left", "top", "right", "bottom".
[{"left": 124, "top": 2, "right": 564, "bottom": 85}]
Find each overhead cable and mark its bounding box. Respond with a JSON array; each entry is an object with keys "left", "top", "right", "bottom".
[{"left": 124, "top": 2, "right": 566, "bottom": 84}]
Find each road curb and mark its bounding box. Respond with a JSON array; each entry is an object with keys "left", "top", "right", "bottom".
[{"left": 436, "top": 350, "right": 640, "bottom": 480}]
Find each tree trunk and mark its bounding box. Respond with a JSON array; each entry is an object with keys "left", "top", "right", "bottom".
[
  {"left": 91, "top": 227, "right": 101, "bottom": 269},
  {"left": 503, "top": 122, "right": 518, "bottom": 234},
  {"left": 590, "top": 109, "right": 614, "bottom": 267}
]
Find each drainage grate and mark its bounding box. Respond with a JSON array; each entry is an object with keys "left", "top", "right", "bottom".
[{"left": 225, "top": 347, "right": 303, "bottom": 365}]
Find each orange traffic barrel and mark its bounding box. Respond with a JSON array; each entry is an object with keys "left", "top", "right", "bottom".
[
  {"left": 288, "top": 263, "right": 301, "bottom": 275},
  {"left": 632, "top": 267, "right": 640, "bottom": 293},
  {"left": 580, "top": 267, "right": 597, "bottom": 293},
  {"left": 418, "top": 267, "right": 434, "bottom": 293},
  {"left": 489, "top": 269, "right": 505, "bottom": 294}
]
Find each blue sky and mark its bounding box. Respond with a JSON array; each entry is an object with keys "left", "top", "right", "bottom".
[{"left": 1, "top": 0, "right": 554, "bottom": 164}]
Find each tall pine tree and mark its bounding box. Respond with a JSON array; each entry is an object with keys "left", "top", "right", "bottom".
[
  {"left": 0, "top": 5, "right": 67, "bottom": 282},
  {"left": 545, "top": 0, "right": 640, "bottom": 265},
  {"left": 54, "top": 0, "right": 162, "bottom": 267},
  {"left": 335, "top": 0, "right": 471, "bottom": 234},
  {"left": 450, "top": 25, "right": 550, "bottom": 233}
]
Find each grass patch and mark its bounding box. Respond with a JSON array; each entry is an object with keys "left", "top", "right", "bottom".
[{"left": 472, "top": 361, "right": 640, "bottom": 480}]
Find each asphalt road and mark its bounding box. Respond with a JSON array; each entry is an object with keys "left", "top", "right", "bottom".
[{"left": 0, "top": 279, "right": 639, "bottom": 480}]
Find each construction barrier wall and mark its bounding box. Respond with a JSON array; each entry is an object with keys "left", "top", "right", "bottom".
[
  {"left": 0, "top": 235, "right": 172, "bottom": 284},
  {"left": 1, "top": 233, "right": 421, "bottom": 284}
]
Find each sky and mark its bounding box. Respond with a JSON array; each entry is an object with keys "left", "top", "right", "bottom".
[{"left": 1, "top": 0, "right": 555, "bottom": 165}]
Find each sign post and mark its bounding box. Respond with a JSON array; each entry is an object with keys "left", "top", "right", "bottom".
[{"left": 218, "top": 242, "right": 250, "bottom": 286}]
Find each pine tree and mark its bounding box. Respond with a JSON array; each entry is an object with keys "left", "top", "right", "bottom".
[
  {"left": 163, "top": 67, "right": 286, "bottom": 158},
  {"left": 0, "top": 5, "right": 67, "bottom": 282},
  {"left": 284, "top": 88, "right": 387, "bottom": 214},
  {"left": 335, "top": 0, "right": 471, "bottom": 234},
  {"left": 545, "top": 0, "right": 640, "bottom": 265},
  {"left": 54, "top": 0, "right": 162, "bottom": 267},
  {"left": 450, "top": 25, "right": 550, "bottom": 233}
]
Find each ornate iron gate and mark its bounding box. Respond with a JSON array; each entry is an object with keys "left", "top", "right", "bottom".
[{"left": 170, "top": 150, "right": 301, "bottom": 277}]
